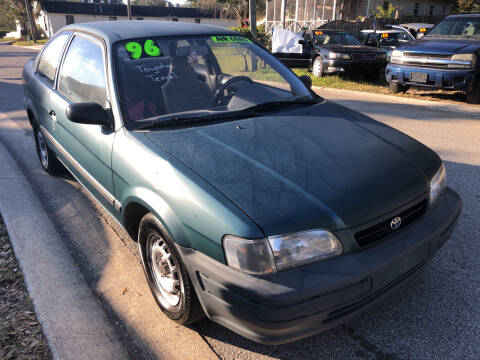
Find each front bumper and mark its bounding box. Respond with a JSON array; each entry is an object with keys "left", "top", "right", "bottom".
[
  {"left": 323, "top": 59, "right": 386, "bottom": 74},
  {"left": 386, "top": 64, "right": 476, "bottom": 90},
  {"left": 178, "top": 188, "right": 461, "bottom": 344}
]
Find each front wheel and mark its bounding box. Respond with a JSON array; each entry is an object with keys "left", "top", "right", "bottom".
[
  {"left": 312, "top": 57, "right": 324, "bottom": 77},
  {"left": 33, "top": 125, "right": 62, "bottom": 175},
  {"left": 466, "top": 81, "right": 480, "bottom": 104},
  {"left": 138, "top": 213, "right": 203, "bottom": 324},
  {"left": 389, "top": 82, "right": 409, "bottom": 94}
]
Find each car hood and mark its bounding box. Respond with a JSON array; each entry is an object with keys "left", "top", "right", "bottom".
[
  {"left": 317, "top": 45, "right": 380, "bottom": 52},
  {"left": 398, "top": 37, "right": 480, "bottom": 53},
  {"left": 145, "top": 101, "right": 430, "bottom": 236}
]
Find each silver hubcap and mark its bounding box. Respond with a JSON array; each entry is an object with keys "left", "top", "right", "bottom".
[
  {"left": 37, "top": 131, "right": 48, "bottom": 168},
  {"left": 150, "top": 237, "right": 181, "bottom": 309},
  {"left": 313, "top": 59, "right": 322, "bottom": 77}
]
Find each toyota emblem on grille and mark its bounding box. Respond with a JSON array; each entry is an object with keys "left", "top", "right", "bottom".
[{"left": 390, "top": 216, "right": 402, "bottom": 230}]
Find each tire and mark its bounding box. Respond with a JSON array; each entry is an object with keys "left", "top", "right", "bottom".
[
  {"left": 466, "top": 81, "right": 480, "bottom": 104},
  {"left": 312, "top": 56, "right": 324, "bottom": 77},
  {"left": 364, "top": 72, "right": 380, "bottom": 82},
  {"left": 138, "top": 213, "right": 203, "bottom": 324},
  {"left": 389, "top": 82, "right": 409, "bottom": 94},
  {"left": 33, "top": 124, "right": 62, "bottom": 175}
]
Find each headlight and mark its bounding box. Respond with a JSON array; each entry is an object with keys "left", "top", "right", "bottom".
[
  {"left": 328, "top": 52, "right": 350, "bottom": 59},
  {"left": 429, "top": 163, "right": 446, "bottom": 206},
  {"left": 449, "top": 53, "right": 477, "bottom": 69},
  {"left": 390, "top": 50, "right": 404, "bottom": 64},
  {"left": 268, "top": 230, "right": 343, "bottom": 271},
  {"left": 223, "top": 235, "right": 275, "bottom": 275},
  {"left": 223, "top": 229, "right": 343, "bottom": 274}
]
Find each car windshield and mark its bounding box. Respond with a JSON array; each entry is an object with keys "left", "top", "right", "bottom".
[
  {"left": 114, "top": 35, "right": 313, "bottom": 129},
  {"left": 427, "top": 18, "right": 480, "bottom": 38},
  {"left": 377, "top": 32, "right": 411, "bottom": 45},
  {"left": 313, "top": 32, "right": 361, "bottom": 46}
]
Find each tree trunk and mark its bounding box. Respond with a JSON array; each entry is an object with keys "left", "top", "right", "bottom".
[{"left": 24, "top": 0, "right": 37, "bottom": 43}]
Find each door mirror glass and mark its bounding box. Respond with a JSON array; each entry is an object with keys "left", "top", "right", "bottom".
[{"left": 66, "top": 102, "right": 110, "bottom": 128}]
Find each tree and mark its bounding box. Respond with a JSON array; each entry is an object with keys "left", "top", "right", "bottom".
[
  {"left": 452, "top": 0, "right": 479, "bottom": 13},
  {"left": 370, "top": 3, "right": 400, "bottom": 19}
]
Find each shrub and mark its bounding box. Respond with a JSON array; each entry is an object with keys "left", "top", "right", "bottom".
[{"left": 230, "top": 26, "right": 271, "bottom": 51}]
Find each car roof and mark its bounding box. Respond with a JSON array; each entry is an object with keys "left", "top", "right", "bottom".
[
  {"left": 62, "top": 20, "right": 238, "bottom": 43},
  {"left": 446, "top": 13, "right": 480, "bottom": 18},
  {"left": 361, "top": 29, "right": 405, "bottom": 33},
  {"left": 400, "top": 23, "right": 434, "bottom": 28}
]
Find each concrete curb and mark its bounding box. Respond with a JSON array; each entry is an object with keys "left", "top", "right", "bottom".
[
  {"left": 312, "top": 85, "right": 480, "bottom": 117},
  {"left": 0, "top": 139, "right": 129, "bottom": 360}
]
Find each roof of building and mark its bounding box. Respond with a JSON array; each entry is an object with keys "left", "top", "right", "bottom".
[
  {"left": 40, "top": 1, "right": 229, "bottom": 19},
  {"left": 62, "top": 20, "right": 238, "bottom": 43}
]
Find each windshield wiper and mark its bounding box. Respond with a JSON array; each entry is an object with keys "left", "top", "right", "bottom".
[{"left": 136, "top": 98, "right": 320, "bottom": 130}]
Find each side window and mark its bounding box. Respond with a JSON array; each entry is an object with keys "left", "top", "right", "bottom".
[
  {"left": 58, "top": 36, "right": 107, "bottom": 106},
  {"left": 36, "top": 32, "right": 70, "bottom": 85}
]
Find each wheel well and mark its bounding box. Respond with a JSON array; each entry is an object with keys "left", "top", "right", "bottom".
[
  {"left": 123, "top": 202, "right": 150, "bottom": 241},
  {"left": 26, "top": 108, "right": 35, "bottom": 127}
]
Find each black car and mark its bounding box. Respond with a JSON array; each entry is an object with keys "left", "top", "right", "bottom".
[{"left": 273, "top": 29, "right": 387, "bottom": 80}]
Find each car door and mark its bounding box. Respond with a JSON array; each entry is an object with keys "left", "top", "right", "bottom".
[
  {"left": 50, "top": 33, "right": 118, "bottom": 214},
  {"left": 29, "top": 31, "right": 72, "bottom": 137},
  {"left": 274, "top": 30, "right": 312, "bottom": 68}
]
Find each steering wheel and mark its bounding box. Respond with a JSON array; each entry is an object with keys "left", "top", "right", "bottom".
[{"left": 214, "top": 76, "right": 253, "bottom": 105}]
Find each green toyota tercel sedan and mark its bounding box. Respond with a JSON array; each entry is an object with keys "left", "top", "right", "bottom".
[{"left": 23, "top": 21, "right": 461, "bottom": 344}]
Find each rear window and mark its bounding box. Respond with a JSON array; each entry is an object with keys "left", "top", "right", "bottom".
[{"left": 36, "top": 32, "right": 71, "bottom": 85}]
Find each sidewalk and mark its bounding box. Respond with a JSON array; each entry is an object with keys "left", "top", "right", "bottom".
[{"left": 0, "top": 139, "right": 129, "bottom": 360}]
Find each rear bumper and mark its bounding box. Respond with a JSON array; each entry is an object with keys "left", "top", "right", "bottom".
[
  {"left": 386, "top": 64, "right": 476, "bottom": 90},
  {"left": 323, "top": 59, "right": 386, "bottom": 74},
  {"left": 178, "top": 188, "right": 461, "bottom": 344}
]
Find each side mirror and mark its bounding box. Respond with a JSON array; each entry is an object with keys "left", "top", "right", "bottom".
[
  {"left": 298, "top": 39, "right": 307, "bottom": 46},
  {"left": 66, "top": 102, "right": 110, "bottom": 129},
  {"left": 299, "top": 74, "right": 312, "bottom": 89}
]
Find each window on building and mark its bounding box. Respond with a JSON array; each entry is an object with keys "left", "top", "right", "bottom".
[
  {"left": 109, "top": 17, "right": 117, "bottom": 21},
  {"left": 137, "top": 17, "right": 143, "bottom": 20},
  {"left": 66, "top": 15, "right": 75, "bottom": 25},
  {"left": 172, "top": 17, "right": 178, "bottom": 22},
  {"left": 413, "top": 3, "right": 419, "bottom": 15},
  {"left": 37, "top": 32, "right": 71, "bottom": 85},
  {"left": 429, "top": 5, "right": 434, "bottom": 16},
  {"left": 442, "top": 6, "right": 446, "bottom": 14},
  {"left": 58, "top": 36, "right": 107, "bottom": 106},
  {"left": 383, "top": 1, "right": 390, "bottom": 10},
  {"left": 195, "top": 18, "right": 200, "bottom": 23}
]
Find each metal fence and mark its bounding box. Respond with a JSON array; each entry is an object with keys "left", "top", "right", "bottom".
[
  {"left": 265, "top": 0, "right": 446, "bottom": 33},
  {"left": 319, "top": 14, "right": 446, "bottom": 33}
]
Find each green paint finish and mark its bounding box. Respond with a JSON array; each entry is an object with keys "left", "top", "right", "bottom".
[{"left": 211, "top": 35, "right": 252, "bottom": 43}]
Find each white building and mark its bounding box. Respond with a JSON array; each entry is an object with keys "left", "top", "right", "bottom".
[{"left": 35, "top": 1, "right": 237, "bottom": 38}]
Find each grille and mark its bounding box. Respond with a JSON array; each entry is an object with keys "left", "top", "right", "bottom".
[
  {"left": 404, "top": 52, "right": 451, "bottom": 60},
  {"left": 354, "top": 199, "right": 428, "bottom": 248},
  {"left": 351, "top": 53, "right": 377, "bottom": 60}
]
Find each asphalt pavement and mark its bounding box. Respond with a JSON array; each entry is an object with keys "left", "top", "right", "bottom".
[{"left": 0, "top": 43, "right": 479, "bottom": 360}]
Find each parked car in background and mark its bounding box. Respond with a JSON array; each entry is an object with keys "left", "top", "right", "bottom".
[
  {"left": 273, "top": 29, "right": 387, "bottom": 80},
  {"left": 386, "top": 14, "right": 480, "bottom": 103},
  {"left": 400, "top": 23, "right": 435, "bottom": 39},
  {"left": 359, "top": 28, "right": 415, "bottom": 60},
  {"left": 23, "top": 21, "right": 461, "bottom": 345}
]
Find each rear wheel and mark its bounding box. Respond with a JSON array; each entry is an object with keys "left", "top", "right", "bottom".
[
  {"left": 33, "top": 124, "right": 61, "bottom": 175},
  {"left": 312, "top": 57, "right": 323, "bottom": 77},
  {"left": 389, "top": 82, "right": 409, "bottom": 94},
  {"left": 138, "top": 213, "right": 203, "bottom": 324}
]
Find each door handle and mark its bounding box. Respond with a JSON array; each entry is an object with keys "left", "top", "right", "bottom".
[{"left": 48, "top": 109, "right": 56, "bottom": 121}]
